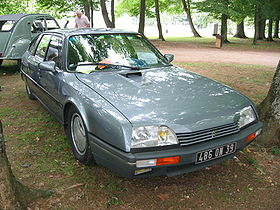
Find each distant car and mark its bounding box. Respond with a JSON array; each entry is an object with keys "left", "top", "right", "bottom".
[
  {"left": 0, "top": 14, "right": 60, "bottom": 66},
  {"left": 20, "top": 28, "right": 262, "bottom": 178}
]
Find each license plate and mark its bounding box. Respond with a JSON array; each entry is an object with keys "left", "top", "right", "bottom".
[{"left": 196, "top": 142, "right": 236, "bottom": 164}]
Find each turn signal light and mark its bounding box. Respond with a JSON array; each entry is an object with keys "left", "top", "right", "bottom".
[
  {"left": 246, "top": 129, "right": 262, "bottom": 143},
  {"left": 246, "top": 132, "right": 256, "bottom": 143},
  {"left": 156, "top": 156, "right": 181, "bottom": 166}
]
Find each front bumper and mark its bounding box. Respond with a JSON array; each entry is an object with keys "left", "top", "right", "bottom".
[{"left": 88, "top": 121, "right": 262, "bottom": 178}]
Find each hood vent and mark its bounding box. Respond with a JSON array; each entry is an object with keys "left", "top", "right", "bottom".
[{"left": 120, "top": 71, "right": 142, "bottom": 78}]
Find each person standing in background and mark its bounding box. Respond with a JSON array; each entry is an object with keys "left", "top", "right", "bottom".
[{"left": 75, "top": 10, "right": 90, "bottom": 28}]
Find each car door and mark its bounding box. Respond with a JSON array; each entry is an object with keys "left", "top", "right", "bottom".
[
  {"left": 37, "top": 35, "right": 64, "bottom": 119},
  {"left": 27, "top": 34, "right": 52, "bottom": 102}
]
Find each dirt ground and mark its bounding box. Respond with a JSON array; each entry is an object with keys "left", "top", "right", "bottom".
[
  {"left": 152, "top": 40, "right": 280, "bottom": 67},
  {"left": 0, "top": 40, "right": 280, "bottom": 209}
]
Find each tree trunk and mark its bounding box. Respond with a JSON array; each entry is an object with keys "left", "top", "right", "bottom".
[
  {"left": 273, "top": 19, "right": 279, "bottom": 38},
  {"left": 181, "top": 0, "right": 201, "bottom": 37},
  {"left": 233, "top": 21, "right": 247, "bottom": 38},
  {"left": 258, "top": 19, "right": 266, "bottom": 40},
  {"left": 138, "top": 0, "right": 146, "bottom": 34},
  {"left": 100, "top": 0, "right": 114, "bottom": 28},
  {"left": 221, "top": 14, "right": 229, "bottom": 43},
  {"left": 83, "top": 2, "right": 91, "bottom": 23},
  {"left": 0, "top": 121, "right": 52, "bottom": 209},
  {"left": 267, "top": 19, "right": 274, "bottom": 41},
  {"left": 257, "top": 61, "right": 280, "bottom": 146},
  {"left": 111, "top": 0, "right": 115, "bottom": 28},
  {"left": 155, "top": 0, "right": 165, "bottom": 41},
  {"left": 253, "top": 4, "right": 260, "bottom": 44}
]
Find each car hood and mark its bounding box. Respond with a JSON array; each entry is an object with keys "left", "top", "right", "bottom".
[{"left": 75, "top": 66, "right": 250, "bottom": 133}]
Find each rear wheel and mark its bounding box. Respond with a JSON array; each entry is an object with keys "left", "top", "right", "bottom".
[{"left": 66, "top": 106, "right": 94, "bottom": 165}]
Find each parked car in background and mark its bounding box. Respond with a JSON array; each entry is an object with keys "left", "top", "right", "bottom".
[
  {"left": 0, "top": 14, "right": 60, "bottom": 66},
  {"left": 21, "top": 28, "right": 262, "bottom": 178}
]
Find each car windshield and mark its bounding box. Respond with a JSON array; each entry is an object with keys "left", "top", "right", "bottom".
[
  {"left": 67, "top": 33, "right": 169, "bottom": 72},
  {"left": 0, "top": 20, "right": 15, "bottom": 31}
]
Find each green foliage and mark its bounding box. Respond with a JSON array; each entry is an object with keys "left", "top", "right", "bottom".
[
  {"left": 270, "top": 147, "right": 280, "bottom": 155},
  {"left": 0, "top": 0, "right": 30, "bottom": 15},
  {"left": 116, "top": 0, "right": 184, "bottom": 18}
]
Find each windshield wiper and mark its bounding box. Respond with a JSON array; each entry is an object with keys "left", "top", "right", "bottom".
[{"left": 69, "top": 62, "right": 148, "bottom": 71}]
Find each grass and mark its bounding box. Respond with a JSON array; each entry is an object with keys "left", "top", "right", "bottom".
[{"left": 270, "top": 147, "right": 280, "bottom": 155}]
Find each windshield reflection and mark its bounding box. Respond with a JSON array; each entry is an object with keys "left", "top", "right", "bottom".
[{"left": 67, "top": 34, "right": 168, "bottom": 72}]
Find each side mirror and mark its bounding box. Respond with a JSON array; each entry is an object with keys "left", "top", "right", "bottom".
[
  {"left": 38, "top": 61, "right": 56, "bottom": 73},
  {"left": 164, "top": 54, "right": 174, "bottom": 63}
]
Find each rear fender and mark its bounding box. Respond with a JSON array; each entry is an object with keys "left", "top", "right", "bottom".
[{"left": 5, "top": 38, "right": 31, "bottom": 59}]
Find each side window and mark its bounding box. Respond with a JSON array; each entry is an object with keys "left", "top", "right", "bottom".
[
  {"left": 29, "top": 35, "right": 41, "bottom": 55},
  {"left": 46, "top": 19, "right": 60, "bottom": 30},
  {"left": 35, "top": 34, "right": 52, "bottom": 61},
  {"left": 45, "top": 36, "right": 63, "bottom": 69},
  {"left": 31, "top": 19, "right": 45, "bottom": 33}
]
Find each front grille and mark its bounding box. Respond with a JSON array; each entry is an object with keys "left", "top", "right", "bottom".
[{"left": 177, "top": 122, "right": 240, "bottom": 147}]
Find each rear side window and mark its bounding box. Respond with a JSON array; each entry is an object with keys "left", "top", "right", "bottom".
[
  {"left": 0, "top": 20, "right": 15, "bottom": 31},
  {"left": 35, "top": 34, "right": 52, "bottom": 61},
  {"left": 46, "top": 19, "right": 60, "bottom": 30},
  {"left": 31, "top": 19, "right": 45, "bottom": 33}
]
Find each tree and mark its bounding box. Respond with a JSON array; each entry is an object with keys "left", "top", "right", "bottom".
[
  {"left": 233, "top": 21, "right": 247, "bottom": 38},
  {"left": 273, "top": 20, "right": 279, "bottom": 38},
  {"left": 154, "top": 0, "right": 165, "bottom": 40},
  {"left": 0, "top": 0, "right": 31, "bottom": 15},
  {"left": 181, "top": 0, "right": 201, "bottom": 37},
  {"left": 195, "top": 0, "right": 231, "bottom": 43},
  {"left": 0, "top": 121, "right": 52, "bottom": 209},
  {"left": 138, "top": 0, "right": 146, "bottom": 34},
  {"left": 257, "top": 61, "right": 280, "bottom": 146},
  {"left": 267, "top": 19, "right": 273, "bottom": 41},
  {"left": 100, "top": 0, "right": 115, "bottom": 28}
]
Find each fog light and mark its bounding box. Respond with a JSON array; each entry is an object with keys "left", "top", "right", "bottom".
[
  {"left": 0, "top": 52, "right": 3, "bottom": 57},
  {"left": 136, "top": 159, "right": 156, "bottom": 168}
]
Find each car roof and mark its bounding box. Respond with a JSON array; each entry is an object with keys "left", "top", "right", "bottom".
[
  {"left": 48, "top": 28, "right": 140, "bottom": 37},
  {"left": 0, "top": 13, "right": 53, "bottom": 21}
]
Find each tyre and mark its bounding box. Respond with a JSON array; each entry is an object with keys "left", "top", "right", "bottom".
[
  {"left": 0, "top": 60, "right": 3, "bottom": 66},
  {"left": 66, "top": 106, "right": 94, "bottom": 165},
  {"left": 25, "top": 84, "right": 36, "bottom": 100}
]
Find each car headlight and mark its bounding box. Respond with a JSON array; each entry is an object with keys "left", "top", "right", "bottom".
[
  {"left": 238, "top": 106, "right": 256, "bottom": 128},
  {"left": 131, "top": 126, "right": 178, "bottom": 148}
]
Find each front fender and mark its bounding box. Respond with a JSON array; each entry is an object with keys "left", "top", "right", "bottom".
[{"left": 63, "top": 85, "right": 133, "bottom": 152}]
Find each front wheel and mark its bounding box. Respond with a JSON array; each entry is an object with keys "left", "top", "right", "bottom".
[{"left": 66, "top": 107, "right": 94, "bottom": 165}]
